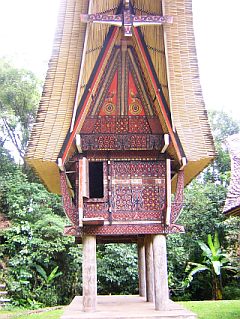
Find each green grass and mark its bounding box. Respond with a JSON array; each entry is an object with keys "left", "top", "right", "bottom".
[
  {"left": 0, "top": 308, "right": 64, "bottom": 319},
  {"left": 1, "top": 300, "right": 239, "bottom": 318},
  {"left": 180, "top": 300, "right": 240, "bottom": 319}
]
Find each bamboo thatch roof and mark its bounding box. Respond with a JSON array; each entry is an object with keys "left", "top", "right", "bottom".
[
  {"left": 25, "top": 0, "right": 215, "bottom": 194},
  {"left": 223, "top": 134, "right": 240, "bottom": 216}
]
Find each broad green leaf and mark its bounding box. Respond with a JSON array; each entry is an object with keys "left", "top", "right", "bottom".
[
  {"left": 213, "top": 232, "right": 220, "bottom": 251},
  {"left": 207, "top": 234, "right": 216, "bottom": 256},
  {"left": 198, "top": 241, "right": 212, "bottom": 258},
  {"left": 35, "top": 265, "right": 48, "bottom": 283},
  {"left": 187, "top": 264, "right": 209, "bottom": 282},
  {"left": 212, "top": 261, "right": 221, "bottom": 275},
  {"left": 47, "top": 266, "right": 62, "bottom": 284}
]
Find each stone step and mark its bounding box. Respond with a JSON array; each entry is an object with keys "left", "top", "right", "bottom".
[
  {"left": 61, "top": 296, "right": 197, "bottom": 319},
  {"left": 0, "top": 291, "right": 8, "bottom": 296},
  {"left": 0, "top": 298, "right": 11, "bottom": 303},
  {"left": 0, "top": 283, "right": 6, "bottom": 289}
]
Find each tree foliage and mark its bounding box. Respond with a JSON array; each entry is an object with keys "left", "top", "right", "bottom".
[
  {"left": 0, "top": 58, "right": 40, "bottom": 159},
  {"left": 97, "top": 244, "right": 138, "bottom": 295},
  {"left": 167, "top": 110, "right": 240, "bottom": 300},
  {"left": 0, "top": 147, "right": 82, "bottom": 307},
  {"left": 203, "top": 111, "right": 239, "bottom": 185}
]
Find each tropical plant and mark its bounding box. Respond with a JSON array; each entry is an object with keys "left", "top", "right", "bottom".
[
  {"left": 0, "top": 58, "right": 41, "bottom": 159},
  {"left": 185, "top": 232, "right": 237, "bottom": 300},
  {"left": 35, "top": 265, "right": 62, "bottom": 288}
]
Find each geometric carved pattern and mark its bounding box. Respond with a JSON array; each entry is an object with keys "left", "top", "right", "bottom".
[
  {"left": 92, "top": 116, "right": 151, "bottom": 134},
  {"left": 84, "top": 203, "right": 109, "bottom": 219},
  {"left": 81, "top": 133, "right": 163, "bottom": 151},
  {"left": 171, "top": 170, "right": 184, "bottom": 224},
  {"left": 82, "top": 223, "right": 185, "bottom": 236},
  {"left": 110, "top": 160, "right": 166, "bottom": 222},
  {"left": 111, "top": 160, "right": 166, "bottom": 178},
  {"left": 64, "top": 223, "right": 184, "bottom": 237},
  {"left": 60, "top": 172, "right": 78, "bottom": 226}
]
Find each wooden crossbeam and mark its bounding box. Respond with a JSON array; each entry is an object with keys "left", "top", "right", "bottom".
[{"left": 80, "top": 0, "right": 172, "bottom": 37}]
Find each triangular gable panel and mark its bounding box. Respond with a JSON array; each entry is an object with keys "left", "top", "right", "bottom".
[
  {"left": 60, "top": 21, "right": 185, "bottom": 163},
  {"left": 80, "top": 45, "right": 163, "bottom": 139}
]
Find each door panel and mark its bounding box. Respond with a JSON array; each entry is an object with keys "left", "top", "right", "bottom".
[{"left": 110, "top": 160, "right": 166, "bottom": 221}]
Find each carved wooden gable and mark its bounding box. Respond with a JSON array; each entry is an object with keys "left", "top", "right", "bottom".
[{"left": 80, "top": 45, "right": 164, "bottom": 151}]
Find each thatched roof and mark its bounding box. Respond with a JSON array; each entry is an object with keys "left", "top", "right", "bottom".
[
  {"left": 25, "top": 0, "right": 215, "bottom": 194},
  {"left": 223, "top": 134, "right": 240, "bottom": 216}
]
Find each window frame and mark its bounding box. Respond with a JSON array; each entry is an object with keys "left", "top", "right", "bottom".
[{"left": 84, "top": 161, "right": 108, "bottom": 203}]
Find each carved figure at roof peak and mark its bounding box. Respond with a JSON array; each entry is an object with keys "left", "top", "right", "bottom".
[{"left": 80, "top": 0, "right": 173, "bottom": 36}]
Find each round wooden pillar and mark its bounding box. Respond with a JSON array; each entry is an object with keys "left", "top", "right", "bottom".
[
  {"left": 144, "top": 235, "right": 154, "bottom": 302},
  {"left": 152, "top": 234, "right": 169, "bottom": 310},
  {"left": 137, "top": 238, "right": 146, "bottom": 297},
  {"left": 82, "top": 235, "right": 97, "bottom": 312}
]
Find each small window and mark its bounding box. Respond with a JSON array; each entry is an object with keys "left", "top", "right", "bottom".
[{"left": 89, "top": 162, "right": 104, "bottom": 198}]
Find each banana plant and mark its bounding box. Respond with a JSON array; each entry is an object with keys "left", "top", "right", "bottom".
[
  {"left": 35, "top": 265, "right": 62, "bottom": 289},
  {"left": 185, "top": 232, "right": 237, "bottom": 300}
]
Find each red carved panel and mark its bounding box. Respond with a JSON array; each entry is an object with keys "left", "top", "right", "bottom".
[
  {"left": 84, "top": 203, "right": 109, "bottom": 219},
  {"left": 129, "top": 117, "right": 151, "bottom": 133},
  {"left": 60, "top": 172, "right": 78, "bottom": 226},
  {"left": 92, "top": 116, "right": 151, "bottom": 134},
  {"left": 116, "top": 117, "right": 129, "bottom": 133},
  {"left": 171, "top": 170, "right": 184, "bottom": 223},
  {"left": 85, "top": 150, "right": 163, "bottom": 161},
  {"left": 82, "top": 223, "right": 185, "bottom": 236},
  {"left": 111, "top": 186, "right": 132, "bottom": 212},
  {"left": 110, "top": 160, "right": 166, "bottom": 178},
  {"left": 110, "top": 160, "right": 166, "bottom": 221},
  {"left": 99, "top": 71, "right": 118, "bottom": 116},
  {"left": 128, "top": 72, "right": 145, "bottom": 116},
  {"left": 64, "top": 223, "right": 184, "bottom": 237},
  {"left": 81, "top": 133, "right": 163, "bottom": 150}
]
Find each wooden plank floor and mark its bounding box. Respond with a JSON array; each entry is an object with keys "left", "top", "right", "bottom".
[{"left": 61, "top": 295, "right": 197, "bottom": 319}]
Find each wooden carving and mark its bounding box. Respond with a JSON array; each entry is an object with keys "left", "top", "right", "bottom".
[
  {"left": 171, "top": 170, "right": 184, "bottom": 223},
  {"left": 60, "top": 171, "right": 78, "bottom": 226}
]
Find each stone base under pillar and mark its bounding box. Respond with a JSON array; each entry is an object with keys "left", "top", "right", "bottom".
[{"left": 61, "top": 295, "right": 197, "bottom": 319}]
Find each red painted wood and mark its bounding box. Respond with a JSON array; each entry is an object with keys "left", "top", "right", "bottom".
[
  {"left": 133, "top": 28, "right": 182, "bottom": 162},
  {"left": 62, "top": 28, "right": 119, "bottom": 163}
]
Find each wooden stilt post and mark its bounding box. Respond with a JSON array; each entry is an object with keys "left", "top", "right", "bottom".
[
  {"left": 144, "top": 235, "right": 154, "bottom": 302},
  {"left": 137, "top": 238, "right": 146, "bottom": 297},
  {"left": 152, "top": 234, "right": 169, "bottom": 310},
  {"left": 82, "top": 235, "right": 97, "bottom": 312}
]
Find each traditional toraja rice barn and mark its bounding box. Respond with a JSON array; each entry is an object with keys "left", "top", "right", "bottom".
[
  {"left": 223, "top": 134, "right": 240, "bottom": 216},
  {"left": 25, "top": 0, "right": 215, "bottom": 317}
]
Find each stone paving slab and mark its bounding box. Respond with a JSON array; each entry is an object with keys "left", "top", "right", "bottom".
[{"left": 61, "top": 295, "right": 197, "bottom": 319}]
